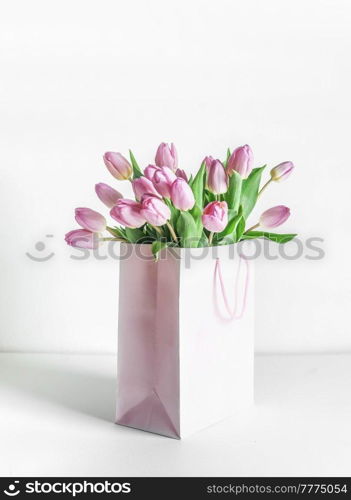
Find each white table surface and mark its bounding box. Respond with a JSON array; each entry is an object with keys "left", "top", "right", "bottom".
[{"left": 1, "top": 352, "right": 350, "bottom": 477}]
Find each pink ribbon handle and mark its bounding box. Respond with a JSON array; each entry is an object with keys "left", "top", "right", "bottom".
[{"left": 213, "top": 256, "right": 250, "bottom": 322}]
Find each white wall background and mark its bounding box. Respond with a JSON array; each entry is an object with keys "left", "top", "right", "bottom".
[{"left": 1, "top": 0, "right": 350, "bottom": 354}]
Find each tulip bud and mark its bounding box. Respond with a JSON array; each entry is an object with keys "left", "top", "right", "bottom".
[
  {"left": 103, "top": 152, "right": 132, "bottom": 180},
  {"left": 153, "top": 166, "right": 177, "bottom": 198},
  {"left": 170, "top": 178, "right": 195, "bottom": 211},
  {"left": 75, "top": 207, "right": 106, "bottom": 232},
  {"left": 145, "top": 165, "right": 177, "bottom": 198},
  {"left": 144, "top": 164, "right": 159, "bottom": 181},
  {"left": 132, "top": 176, "right": 160, "bottom": 201},
  {"left": 259, "top": 205, "right": 290, "bottom": 228},
  {"left": 140, "top": 195, "right": 171, "bottom": 226},
  {"left": 110, "top": 199, "right": 146, "bottom": 228},
  {"left": 203, "top": 156, "right": 214, "bottom": 171},
  {"left": 95, "top": 183, "right": 123, "bottom": 208},
  {"left": 175, "top": 168, "right": 188, "bottom": 182},
  {"left": 270, "top": 161, "right": 294, "bottom": 182},
  {"left": 202, "top": 201, "right": 228, "bottom": 233},
  {"left": 65, "top": 229, "right": 98, "bottom": 249},
  {"left": 207, "top": 159, "right": 228, "bottom": 194},
  {"left": 226, "top": 145, "right": 253, "bottom": 179},
  {"left": 155, "top": 142, "right": 178, "bottom": 171}
]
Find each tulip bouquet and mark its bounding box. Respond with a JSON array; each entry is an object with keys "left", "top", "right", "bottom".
[{"left": 65, "top": 142, "right": 296, "bottom": 258}]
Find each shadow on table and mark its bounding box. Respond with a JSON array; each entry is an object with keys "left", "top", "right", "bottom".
[{"left": 0, "top": 354, "right": 116, "bottom": 422}]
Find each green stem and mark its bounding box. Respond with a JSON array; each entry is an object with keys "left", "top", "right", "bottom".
[
  {"left": 258, "top": 178, "right": 272, "bottom": 197},
  {"left": 152, "top": 225, "right": 163, "bottom": 235},
  {"left": 105, "top": 226, "right": 127, "bottom": 241},
  {"left": 245, "top": 223, "right": 260, "bottom": 233},
  {"left": 209, "top": 232, "right": 214, "bottom": 245},
  {"left": 100, "top": 237, "right": 122, "bottom": 241},
  {"left": 166, "top": 221, "right": 178, "bottom": 243},
  {"left": 106, "top": 226, "right": 118, "bottom": 237}
]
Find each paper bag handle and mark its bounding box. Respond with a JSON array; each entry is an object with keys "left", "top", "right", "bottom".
[{"left": 213, "top": 256, "right": 250, "bottom": 321}]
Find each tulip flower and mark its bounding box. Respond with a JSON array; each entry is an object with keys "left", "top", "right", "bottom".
[
  {"left": 207, "top": 159, "right": 228, "bottom": 194},
  {"left": 170, "top": 178, "right": 195, "bottom": 211},
  {"left": 65, "top": 229, "right": 98, "bottom": 249},
  {"left": 132, "top": 176, "right": 160, "bottom": 201},
  {"left": 95, "top": 183, "right": 123, "bottom": 208},
  {"left": 202, "top": 201, "right": 228, "bottom": 233},
  {"left": 153, "top": 167, "right": 177, "bottom": 198},
  {"left": 203, "top": 156, "right": 214, "bottom": 171},
  {"left": 155, "top": 142, "right": 178, "bottom": 171},
  {"left": 270, "top": 161, "right": 294, "bottom": 182},
  {"left": 175, "top": 168, "right": 188, "bottom": 182},
  {"left": 140, "top": 195, "right": 171, "bottom": 226},
  {"left": 144, "top": 164, "right": 159, "bottom": 181},
  {"left": 110, "top": 199, "right": 146, "bottom": 228},
  {"left": 103, "top": 152, "right": 132, "bottom": 180},
  {"left": 258, "top": 161, "right": 294, "bottom": 197},
  {"left": 75, "top": 207, "right": 106, "bottom": 232},
  {"left": 246, "top": 205, "right": 290, "bottom": 233},
  {"left": 145, "top": 165, "right": 177, "bottom": 197},
  {"left": 226, "top": 145, "right": 253, "bottom": 179},
  {"left": 260, "top": 205, "right": 290, "bottom": 228}
]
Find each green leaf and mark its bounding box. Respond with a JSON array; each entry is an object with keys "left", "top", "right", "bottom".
[
  {"left": 240, "top": 165, "right": 266, "bottom": 218},
  {"left": 176, "top": 211, "right": 198, "bottom": 247},
  {"left": 124, "top": 227, "right": 146, "bottom": 243},
  {"left": 204, "top": 190, "right": 216, "bottom": 204},
  {"left": 190, "top": 161, "right": 206, "bottom": 207},
  {"left": 164, "top": 198, "right": 180, "bottom": 226},
  {"left": 225, "top": 171, "right": 242, "bottom": 212},
  {"left": 129, "top": 149, "right": 143, "bottom": 179},
  {"left": 217, "top": 205, "right": 246, "bottom": 245},
  {"left": 107, "top": 226, "right": 127, "bottom": 240},
  {"left": 144, "top": 224, "right": 156, "bottom": 238},
  {"left": 217, "top": 206, "right": 243, "bottom": 239},
  {"left": 190, "top": 204, "right": 203, "bottom": 238},
  {"left": 223, "top": 147, "right": 231, "bottom": 167},
  {"left": 235, "top": 216, "right": 246, "bottom": 242},
  {"left": 218, "top": 236, "right": 232, "bottom": 245},
  {"left": 197, "top": 232, "right": 209, "bottom": 247},
  {"left": 227, "top": 208, "right": 238, "bottom": 220},
  {"left": 241, "top": 231, "right": 297, "bottom": 243},
  {"left": 152, "top": 240, "right": 170, "bottom": 260}
]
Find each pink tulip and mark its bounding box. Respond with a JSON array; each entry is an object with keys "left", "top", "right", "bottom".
[
  {"left": 202, "top": 201, "right": 228, "bottom": 233},
  {"left": 75, "top": 207, "right": 106, "bottom": 232},
  {"left": 144, "top": 165, "right": 177, "bottom": 198},
  {"left": 140, "top": 195, "right": 171, "bottom": 226},
  {"left": 203, "top": 156, "right": 214, "bottom": 171},
  {"left": 65, "top": 229, "right": 98, "bottom": 249},
  {"left": 110, "top": 199, "right": 146, "bottom": 228},
  {"left": 175, "top": 168, "right": 188, "bottom": 182},
  {"left": 259, "top": 205, "right": 290, "bottom": 228},
  {"left": 155, "top": 142, "right": 178, "bottom": 171},
  {"left": 170, "top": 178, "right": 195, "bottom": 211},
  {"left": 144, "top": 164, "right": 159, "bottom": 181},
  {"left": 95, "top": 183, "right": 123, "bottom": 208},
  {"left": 103, "top": 152, "right": 132, "bottom": 180},
  {"left": 153, "top": 167, "right": 177, "bottom": 198},
  {"left": 226, "top": 145, "right": 253, "bottom": 179},
  {"left": 207, "top": 159, "right": 228, "bottom": 194},
  {"left": 132, "top": 177, "right": 160, "bottom": 201},
  {"left": 270, "top": 161, "right": 294, "bottom": 182}
]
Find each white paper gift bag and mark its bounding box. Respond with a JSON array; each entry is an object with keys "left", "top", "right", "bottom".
[{"left": 115, "top": 243, "right": 254, "bottom": 439}]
